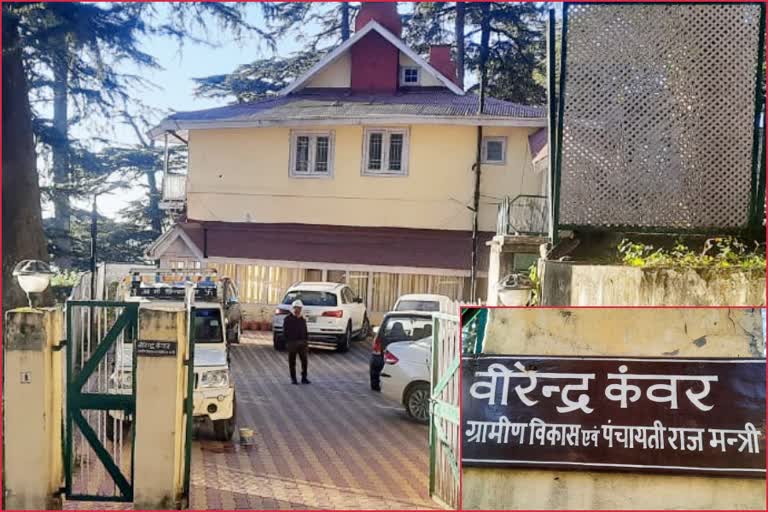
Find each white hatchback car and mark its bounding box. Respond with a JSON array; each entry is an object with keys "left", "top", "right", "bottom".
[
  {"left": 272, "top": 282, "right": 370, "bottom": 352},
  {"left": 380, "top": 337, "right": 432, "bottom": 423}
]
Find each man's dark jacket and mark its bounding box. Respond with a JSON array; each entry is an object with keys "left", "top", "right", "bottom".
[{"left": 283, "top": 313, "right": 308, "bottom": 349}]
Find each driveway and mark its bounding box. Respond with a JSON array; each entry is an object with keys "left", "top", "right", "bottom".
[{"left": 189, "top": 331, "right": 436, "bottom": 510}]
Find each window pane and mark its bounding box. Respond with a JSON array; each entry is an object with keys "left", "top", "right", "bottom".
[
  {"left": 404, "top": 68, "right": 419, "bottom": 83},
  {"left": 327, "top": 270, "right": 346, "bottom": 283},
  {"left": 314, "top": 136, "right": 329, "bottom": 174},
  {"left": 368, "top": 132, "right": 383, "bottom": 170},
  {"left": 388, "top": 133, "right": 404, "bottom": 171},
  {"left": 295, "top": 136, "right": 309, "bottom": 172},
  {"left": 305, "top": 269, "right": 323, "bottom": 282},
  {"left": 486, "top": 140, "right": 504, "bottom": 162},
  {"left": 348, "top": 272, "right": 369, "bottom": 306},
  {"left": 282, "top": 290, "right": 338, "bottom": 307},
  {"left": 371, "top": 272, "right": 398, "bottom": 312},
  {"left": 381, "top": 315, "right": 433, "bottom": 342},
  {"left": 194, "top": 309, "right": 223, "bottom": 343}
]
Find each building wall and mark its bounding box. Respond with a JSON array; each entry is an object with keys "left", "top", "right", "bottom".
[
  {"left": 305, "top": 53, "right": 351, "bottom": 88},
  {"left": 186, "top": 124, "right": 541, "bottom": 232},
  {"left": 462, "top": 308, "right": 766, "bottom": 510},
  {"left": 398, "top": 53, "right": 444, "bottom": 87},
  {"left": 351, "top": 31, "right": 399, "bottom": 93},
  {"left": 205, "top": 260, "right": 484, "bottom": 318},
  {"left": 304, "top": 51, "right": 448, "bottom": 90},
  {"left": 158, "top": 258, "right": 486, "bottom": 319}
]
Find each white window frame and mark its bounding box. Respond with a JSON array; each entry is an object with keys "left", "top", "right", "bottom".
[
  {"left": 400, "top": 66, "right": 421, "bottom": 86},
  {"left": 482, "top": 136, "right": 507, "bottom": 165},
  {"left": 362, "top": 127, "right": 410, "bottom": 177},
  {"left": 289, "top": 130, "right": 335, "bottom": 178}
]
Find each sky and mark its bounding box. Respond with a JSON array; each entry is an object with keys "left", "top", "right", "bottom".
[{"left": 62, "top": 3, "right": 308, "bottom": 218}]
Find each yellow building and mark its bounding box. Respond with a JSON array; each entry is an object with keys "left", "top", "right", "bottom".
[{"left": 147, "top": 3, "right": 547, "bottom": 316}]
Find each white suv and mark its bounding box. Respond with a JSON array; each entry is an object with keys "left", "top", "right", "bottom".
[{"left": 272, "top": 282, "right": 370, "bottom": 352}]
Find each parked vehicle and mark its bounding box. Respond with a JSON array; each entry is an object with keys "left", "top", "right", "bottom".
[
  {"left": 393, "top": 293, "right": 451, "bottom": 313},
  {"left": 108, "top": 270, "right": 237, "bottom": 441},
  {"left": 221, "top": 277, "right": 242, "bottom": 344},
  {"left": 124, "top": 268, "right": 242, "bottom": 344},
  {"left": 380, "top": 338, "right": 431, "bottom": 423},
  {"left": 370, "top": 311, "right": 433, "bottom": 391},
  {"left": 272, "top": 282, "right": 370, "bottom": 352}
]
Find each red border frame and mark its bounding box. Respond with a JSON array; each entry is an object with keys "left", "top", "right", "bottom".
[{"left": 1, "top": 1, "right": 766, "bottom": 511}]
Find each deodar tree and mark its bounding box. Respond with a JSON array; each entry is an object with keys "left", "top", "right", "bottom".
[{"left": 2, "top": 2, "right": 266, "bottom": 307}]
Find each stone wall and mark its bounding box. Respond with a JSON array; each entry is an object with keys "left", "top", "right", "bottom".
[
  {"left": 462, "top": 308, "right": 766, "bottom": 510},
  {"left": 540, "top": 261, "right": 765, "bottom": 306}
]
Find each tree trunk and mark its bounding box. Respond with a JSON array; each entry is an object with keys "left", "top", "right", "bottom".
[
  {"left": 455, "top": 2, "right": 466, "bottom": 89},
  {"left": 51, "top": 38, "right": 73, "bottom": 268},
  {"left": 124, "top": 114, "right": 165, "bottom": 236},
  {"left": 2, "top": 10, "right": 53, "bottom": 311},
  {"left": 470, "top": 1, "right": 491, "bottom": 299},
  {"left": 146, "top": 168, "right": 163, "bottom": 236},
  {"left": 340, "top": 2, "right": 350, "bottom": 41}
]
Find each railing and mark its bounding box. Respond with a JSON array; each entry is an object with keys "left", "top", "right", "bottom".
[
  {"left": 160, "top": 173, "right": 187, "bottom": 210},
  {"left": 496, "top": 194, "right": 549, "bottom": 236},
  {"left": 429, "top": 300, "right": 461, "bottom": 509}
]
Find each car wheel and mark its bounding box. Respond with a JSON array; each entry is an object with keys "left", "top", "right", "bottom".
[
  {"left": 213, "top": 418, "right": 234, "bottom": 441},
  {"left": 213, "top": 398, "right": 236, "bottom": 442},
  {"left": 355, "top": 315, "right": 370, "bottom": 341},
  {"left": 229, "top": 322, "right": 241, "bottom": 344},
  {"left": 337, "top": 323, "right": 352, "bottom": 353},
  {"left": 404, "top": 382, "right": 431, "bottom": 424},
  {"left": 273, "top": 333, "right": 285, "bottom": 351}
]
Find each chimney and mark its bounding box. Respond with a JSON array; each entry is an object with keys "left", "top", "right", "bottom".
[
  {"left": 354, "top": 2, "right": 402, "bottom": 37},
  {"left": 429, "top": 45, "right": 460, "bottom": 86}
]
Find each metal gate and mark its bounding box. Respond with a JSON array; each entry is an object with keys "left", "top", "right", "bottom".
[
  {"left": 64, "top": 300, "right": 138, "bottom": 502},
  {"left": 429, "top": 301, "right": 460, "bottom": 509}
]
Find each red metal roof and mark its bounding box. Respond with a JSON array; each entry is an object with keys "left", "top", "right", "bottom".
[{"left": 179, "top": 221, "right": 492, "bottom": 272}]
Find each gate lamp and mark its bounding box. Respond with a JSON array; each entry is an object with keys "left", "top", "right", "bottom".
[{"left": 13, "top": 259, "right": 54, "bottom": 308}]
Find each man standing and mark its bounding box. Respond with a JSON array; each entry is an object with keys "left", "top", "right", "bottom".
[{"left": 283, "top": 299, "right": 311, "bottom": 384}]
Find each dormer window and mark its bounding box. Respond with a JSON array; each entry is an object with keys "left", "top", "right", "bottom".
[{"left": 401, "top": 66, "right": 420, "bottom": 86}]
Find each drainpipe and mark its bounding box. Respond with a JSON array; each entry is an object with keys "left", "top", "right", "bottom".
[
  {"left": 547, "top": 8, "right": 558, "bottom": 244},
  {"left": 470, "top": 2, "right": 491, "bottom": 301}
]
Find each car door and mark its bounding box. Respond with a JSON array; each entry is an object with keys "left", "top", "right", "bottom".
[
  {"left": 347, "top": 288, "right": 365, "bottom": 329},
  {"left": 345, "top": 287, "right": 365, "bottom": 330}
]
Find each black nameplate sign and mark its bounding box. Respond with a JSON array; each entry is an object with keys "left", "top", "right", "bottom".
[
  {"left": 462, "top": 355, "right": 766, "bottom": 477},
  {"left": 136, "top": 340, "right": 178, "bottom": 357}
]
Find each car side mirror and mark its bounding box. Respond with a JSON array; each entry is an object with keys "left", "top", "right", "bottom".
[{"left": 372, "top": 326, "right": 380, "bottom": 335}]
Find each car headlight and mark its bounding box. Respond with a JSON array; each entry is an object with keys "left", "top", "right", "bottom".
[{"left": 199, "top": 369, "right": 229, "bottom": 388}]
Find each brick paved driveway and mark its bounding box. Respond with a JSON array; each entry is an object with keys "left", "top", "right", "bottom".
[{"left": 189, "top": 331, "right": 436, "bottom": 510}]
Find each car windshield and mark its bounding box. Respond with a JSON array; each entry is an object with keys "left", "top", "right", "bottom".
[
  {"left": 194, "top": 309, "right": 224, "bottom": 343},
  {"left": 395, "top": 300, "right": 440, "bottom": 312},
  {"left": 381, "top": 316, "right": 433, "bottom": 342},
  {"left": 282, "top": 290, "right": 338, "bottom": 307}
]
